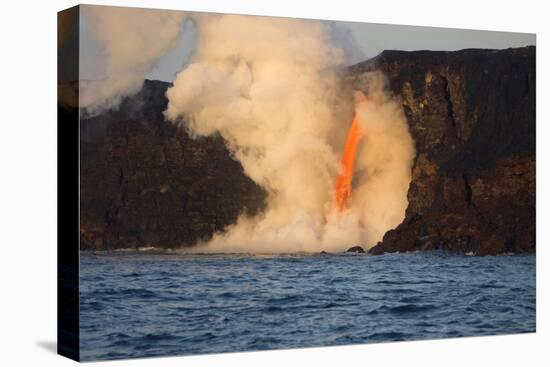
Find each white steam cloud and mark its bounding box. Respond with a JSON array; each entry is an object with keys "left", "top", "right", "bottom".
[
  {"left": 164, "top": 14, "right": 415, "bottom": 253},
  {"left": 80, "top": 6, "right": 187, "bottom": 111},
  {"left": 81, "top": 8, "right": 415, "bottom": 252},
  {"left": 346, "top": 75, "right": 416, "bottom": 245}
]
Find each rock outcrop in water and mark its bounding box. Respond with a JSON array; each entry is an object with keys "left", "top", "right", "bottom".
[
  {"left": 346, "top": 246, "right": 366, "bottom": 254},
  {"left": 77, "top": 47, "right": 535, "bottom": 255},
  {"left": 350, "top": 47, "right": 535, "bottom": 255},
  {"left": 79, "top": 80, "right": 266, "bottom": 250}
]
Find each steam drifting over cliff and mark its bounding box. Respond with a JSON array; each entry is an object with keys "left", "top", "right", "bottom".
[
  {"left": 80, "top": 6, "right": 187, "bottom": 112},
  {"left": 163, "top": 15, "right": 414, "bottom": 252},
  {"left": 80, "top": 9, "right": 416, "bottom": 252}
]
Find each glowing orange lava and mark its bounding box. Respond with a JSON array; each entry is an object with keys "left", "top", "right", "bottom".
[{"left": 335, "top": 104, "right": 364, "bottom": 211}]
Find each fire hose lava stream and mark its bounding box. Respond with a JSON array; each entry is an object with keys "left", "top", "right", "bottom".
[
  {"left": 335, "top": 101, "right": 366, "bottom": 211},
  {"left": 77, "top": 9, "right": 416, "bottom": 253}
]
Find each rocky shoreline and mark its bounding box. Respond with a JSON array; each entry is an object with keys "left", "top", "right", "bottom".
[
  {"left": 79, "top": 80, "right": 266, "bottom": 250},
  {"left": 351, "top": 47, "right": 535, "bottom": 255},
  {"left": 77, "top": 46, "right": 535, "bottom": 255}
]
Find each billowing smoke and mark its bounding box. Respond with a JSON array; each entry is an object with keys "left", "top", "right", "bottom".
[
  {"left": 80, "top": 6, "right": 187, "bottom": 112},
  {"left": 326, "top": 74, "right": 416, "bottom": 248},
  {"left": 165, "top": 14, "right": 344, "bottom": 252},
  {"left": 164, "top": 14, "right": 415, "bottom": 253},
  {"left": 81, "top": 8, "right": 414, "bottom": 252}
]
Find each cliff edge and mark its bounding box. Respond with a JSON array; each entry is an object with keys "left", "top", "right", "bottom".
[{"left": 352, "top": 47, "right": 535, "bottom": 255}]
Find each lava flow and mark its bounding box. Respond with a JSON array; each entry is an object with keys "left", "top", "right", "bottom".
[{"left": 335, "top": 103, "right": 365, "bottom": 211}]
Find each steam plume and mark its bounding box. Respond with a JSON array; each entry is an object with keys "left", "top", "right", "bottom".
[
  {"left": 164, "top": 14, "right": 415, "bottom": 253},
  {"left": 81, "top": 8, "right": 414, "bottom": 252},
  {"left": 80, "top": 6, "right": 186, "bottom": 112},
  {"left": 342, "top": 75, "right": 415, "bottom": 245}
]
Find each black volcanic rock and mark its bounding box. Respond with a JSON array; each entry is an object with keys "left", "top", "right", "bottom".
[
  {"left": 351, "top": 47, "right": 536, "bottom": 255},
  {"left": 79, "top": 80, "right": 266, "bottom": 250},
  {"left": 78, "top": 47, "right": 535, "bottom": 255},
  {"left": 346, "top": 246, "right": 365, "bottom": 253}
]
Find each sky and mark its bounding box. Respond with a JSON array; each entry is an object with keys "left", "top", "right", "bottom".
[{"left": 80, "top": 10, "right": 535, "bottom": 82}]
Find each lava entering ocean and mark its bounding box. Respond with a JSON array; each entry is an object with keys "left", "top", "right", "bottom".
[
  {"left": 335, "top": 101, "right": 367, "bottom": 211},
  {"left": 79, "top": 8, "right": 416, "bottom": 253}
]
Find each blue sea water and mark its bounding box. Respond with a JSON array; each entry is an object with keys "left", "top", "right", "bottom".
[{"left": 79, "top": 251, "right": 536, "bottom": 361}]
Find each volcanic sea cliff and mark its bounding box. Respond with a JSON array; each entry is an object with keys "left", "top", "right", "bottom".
[{"left": 77, "top": 46, "right": 535, "bottom": 255}]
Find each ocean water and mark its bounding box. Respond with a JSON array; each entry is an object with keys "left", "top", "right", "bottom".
[{"left": 79, "top": 251, "right": 536, "bottom": 361}]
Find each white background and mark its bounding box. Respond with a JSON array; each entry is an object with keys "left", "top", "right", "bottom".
[{"left": 0, "top": 0, "right": 547, "bottom": 366}]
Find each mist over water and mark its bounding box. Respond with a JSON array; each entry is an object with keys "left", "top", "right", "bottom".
[
  {"left": 164, "top": 16, "right": 415, "bottom": 253},
  {"left": 81, "top": 8, "right": 415, "bottom": 252},
  {"left": 75, "top": 7, "right": 536, "bottom": 364}
]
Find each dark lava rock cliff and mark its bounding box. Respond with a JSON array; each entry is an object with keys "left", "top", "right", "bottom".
[
  {"left": 352, "top": 47, "right": 535, "bottom": 255},
  {"left": 79, "top": 80, "right": 266, "bottom": 250},
  {"left": 77, "top": 46, "right": 535, "bottom": 254}
]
